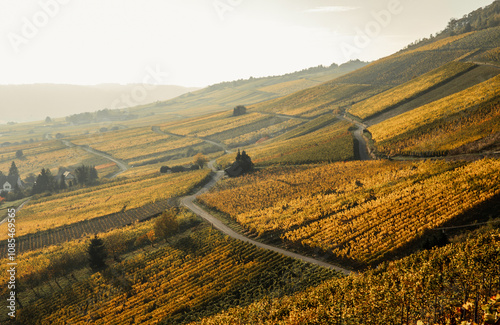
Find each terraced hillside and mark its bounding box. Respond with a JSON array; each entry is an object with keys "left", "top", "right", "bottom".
[
  {"left": 369, "top": 74, "right": 500, "bottom": 157},
  {"left": 7, "top": 169, "right": 210, "bottom": 240},
  {"left": 1, "top": 219, "right": 338, "bottom": 325},
  {"left": 193, "top": 227, "right": 500, "bottom": 325},
  {"left": 200, "top": 159, "right": 500, "bottom": 267},
  {"left": 1, "top": 3, "right": 500, "bottom": 324}
]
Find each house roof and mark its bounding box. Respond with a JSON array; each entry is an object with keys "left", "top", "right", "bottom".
[{"left": 0, "top": 175, "right": 21, "bottom": 188}]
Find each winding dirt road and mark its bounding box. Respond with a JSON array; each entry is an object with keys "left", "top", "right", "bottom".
[
  {"left": 180, "top": 167, "right": 353, "bottom": 276},
  {"left": 151, "top": 126, "right": 230, "bottom": 154},
  {"left": 339, "top": 115, "right": 371, "bottom": 161},
  {"left": 61, "top": 139, "right": 129, "bottom": 178}
]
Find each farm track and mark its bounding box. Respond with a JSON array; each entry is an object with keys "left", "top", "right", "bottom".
[
  {"left": 339, "top": 115, "right": 372, "bottom": 161},
  {"left": 151, "top": 126, "right": 230, "bottom": 153},
  {"left": 60, "top": 139, "right": 129, "bottom": 178},
  {"left": 181, "top": 166, "right": 354, "bottom": 276},
  {"left": 0, "top": 200, "right": 169, "bottom": 256}
]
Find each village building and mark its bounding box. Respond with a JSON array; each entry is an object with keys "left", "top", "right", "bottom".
[{"left": 0, "top": 175, "right": 23, "bottom": 193}]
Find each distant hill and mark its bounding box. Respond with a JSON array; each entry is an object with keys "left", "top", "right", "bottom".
[
  {"left": 0, "top": 84, "right": 199, "bottom": 124},
  {"left": 130, "top": 60, "right": 368, "bottom": 117}
]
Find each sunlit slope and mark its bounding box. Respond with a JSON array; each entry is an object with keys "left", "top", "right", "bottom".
[
  {"left": 71, "top": 126, "right": 222, "bottom": 167},
  {"left": 200, "top": 159, "right": 500, "bottom": 267},
  {"left": 251, "top": 83, "right": 382, "bottom": 118},
  {"left": 194, "top": 227, "right": 500, "bottom": 325},
  {"left": 245, "top": 27, "right": 500, "bottom": 120},
  {"left": 215, "top": 116, "right": 355, "bottom": 167},
  {"left": 7, "top": 169, "right": 211, "bottom": 240},
  {"left": 349, "top": 62, "right": 477, "bottom": 120},
  {"left": 131, "top": 61, "right": 367, "bottom": 117},
  {"left": 0, "top": 140, "right": 110, "bottom": 179},
  {"left": 335, "top": 27, "right": 500, "bottom": 86},
  {"left": 368, "top": 74, "right": 500, "bottom": 156},
  {"left": 158, "top": 110, "right": 304, "bottom": 149},
  {"left": 7, "top": 222, "right": 337, "bottom": 325}
]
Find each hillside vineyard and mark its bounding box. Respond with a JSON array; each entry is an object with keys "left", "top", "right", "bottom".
[{"left": 1, "top": 2, "right": 500, "bottom": 324}]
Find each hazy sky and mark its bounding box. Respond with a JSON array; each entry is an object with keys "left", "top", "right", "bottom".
[{"left": 0, "top": 0, "right": 495, "bottom": 87}]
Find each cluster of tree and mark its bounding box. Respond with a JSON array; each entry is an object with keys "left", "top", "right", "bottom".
[
  {"left": 445, "top": 1, "right": 500, "bottom": 35},
  {"left": 66, "top": 109, "right": 138, "bottom": 125},
  {"left": 404, "top": 0, "right": 500, "bottom": 51},
  {"left": 233, "top": 105, "right": 247, "bottom": 116},
  {"left": 0, "top": 162, "right": 24, "bottom": 200},
  {"left": 74, "top": 165, "right": 99, "bottom": 186},
  {"left": 31, "top": 165, "right": 98, "bottom": 195},
  {"left": 224, "top": 150, "right": 253, "bottom": 177}
]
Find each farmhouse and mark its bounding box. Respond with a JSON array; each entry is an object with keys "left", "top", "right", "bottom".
[
  {"left": 0, "top": 175, "right": 23, "bottom": 193},
  {"left": 54, "top": 168, "right": 76, "bottom": 186}
]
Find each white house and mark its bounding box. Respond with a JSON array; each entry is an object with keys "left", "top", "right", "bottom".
[{"left": 0, "top": 175, "right": 23, "bottom": 193}]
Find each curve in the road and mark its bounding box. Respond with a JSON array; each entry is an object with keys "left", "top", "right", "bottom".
[
  {"left": 0, "top": 198, "right": 31, "bottom": 226},
  {"left": 339, "top": 115, "right": 372, "bottom": 161},
  {"left": 181, "top": 167, "right": 354, "bottom": 276},
  {"left": 61, "top": 139, "right": 129, "bottom": 178},
  {"left": 151, "top": 126, "right": 231, "bottom": 154}
]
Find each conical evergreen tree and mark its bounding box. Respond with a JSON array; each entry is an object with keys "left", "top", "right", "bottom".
[
  {"left": 8, "top": 161, "right": 19, "bottom": 178},
  {"left": 88, "top": 235, "right": 107, "bottom": 272}
]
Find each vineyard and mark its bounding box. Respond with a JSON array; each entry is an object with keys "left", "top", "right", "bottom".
[
  {"left": 368, "top": 74, "right": 500, "bottom": 156},
  {"left": 193, "top": 227, "right": 500, "bottom": 325},
  {"left": 4, "top": 169, "right": 211, "bottom": 240},
  {"left": 251, "top": 83, "right": 380, "bottom": 118},
  {"left": 2, "top": 5, "right": 500, "bottom": 324},
  {"left": 8, "top": 223, "right": 338, "bottom": 324},
  {"left": 200, "top": 159, "right": 500, "bottom": 267},
  {"left": 216, "top": 118, "right": 355, "bottom": 167},
  {"left": 158, "top": 111, "right": 303, "bottom": 149},
  {"left": 0, "top": 199, "right": 170, "bottom": 256},
  {"left": 258, "top": 78, "right": 319, "bottom": 96},
  {"left": 349, "top": 61, "right": 476, "bottom": 120},
  {"left": 71, "top": 127, "right": 218, "bottom": 167},
  {"left": 0, "top": 140, "right": 98, "bottom": 178}
]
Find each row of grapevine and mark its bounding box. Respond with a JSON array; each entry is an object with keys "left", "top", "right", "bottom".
[
  {"left": 0, "top": 199, "right": 170, "bottom": 256},
  {"left": 9, "top": 225, "right": 338, "bottom": 324},
  {"left": 200, "top": 159, "right": 500, "bottom": 267},
  {"left": 368, "top": 74, "right": 500, "bottom": 156},
  {"left": 217, "top": 119, "right": 355, "bottom": 167},
  {"left": 349, "top": 61, "right": 476, "bottom": 120},
  {"left": 194, "top": 227, "right": 500, "bottom": 325}
]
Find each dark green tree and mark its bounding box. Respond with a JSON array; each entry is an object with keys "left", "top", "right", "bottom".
[
  {"left": 233, "top": 105, "right": 247, "bottom": 116},
  {"left": 236, "top": 150, "right": 253, "bottom": 173},
  {"left": 88, "top": 235, "right": 107, "bottom": 272},
  {"left": 59, "top": 174, "right": 67, "bottom": 190},
  {"left": 32, "top": 168, "right": 55, "bottom": 194},
  {"left": 75, "top": 165, "right": 99, "bottom": 186},
  {"left": 15, "top": 150, "right": 24, "bottom": 159},
  {"left": 8, "top": 161, "right": 19, "bottom": 178}
]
